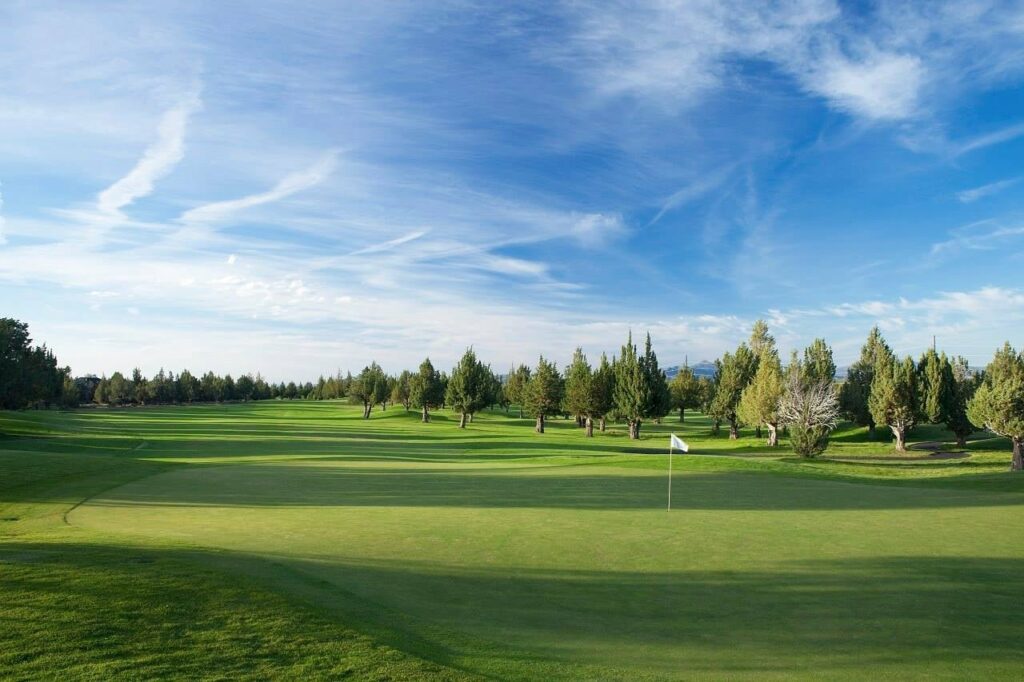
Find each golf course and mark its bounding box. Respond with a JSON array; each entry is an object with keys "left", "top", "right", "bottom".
[{"left": 3, "top": 401, "right": 1023, "bottom": 680}]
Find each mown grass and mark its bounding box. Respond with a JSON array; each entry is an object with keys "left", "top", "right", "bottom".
[{"left": 2, "top": 402, "right": 1023, "bottom": 680}]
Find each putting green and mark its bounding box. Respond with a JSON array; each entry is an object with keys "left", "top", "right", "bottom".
[{"left": 71, "top": 455, "right": 1024, "bottom": 680}]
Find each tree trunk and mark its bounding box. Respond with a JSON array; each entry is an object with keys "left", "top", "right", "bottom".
[
  {"left": 728, "top": 419, "right": 738, "bottom": 440},
  {"left": 955, "top": 434, "right": 966, "bottom": 448},
  {"left": 518, "top": 407, "right": 523, "bottom": 419},
  {"left": 867, "top": 422, "right": 876, "bottom": 440},
  {"left": 536, "top": 414, "right": 545, "bottom": 434},
  {"left": 767, "top": 423, "right": 778, "bottom": 447},
  {"left": 421, "top": 405, "right": 430, "bottom": 423},
  {"left": 363, "top": 403, "right": 371, "bottom": 419},
  {"left": 584, "top": 416, "right": 594, "bottom": 437},
  {"left": 1012, "top": 437, "right": 1023, "bottom": 472},
  {"left": 679, "top": 407, "right": 685, "bottom": 423},
  {"left": 755, "top": 425, "right": 761, "bottom": 439},
  {"left": 459, "top": 412, "right": 467, "bottom": 429},
  {"left": 599, "top": 416, "right": 606, "bottom": 432},
  {"left": 468, "top": 413, "right": 473, "bottom": 423},
  {"left": 712, "top": 420, "right": 720, "bottom": 435},
  {"left": 891, "top": 425, "right": 907, "bottom": 452}
]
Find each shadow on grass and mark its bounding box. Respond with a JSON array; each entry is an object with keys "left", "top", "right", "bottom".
[
  {"left": 3, "top": 541, "right": 1022, "bottom": 677},
  {"left": 75, "top": 465, "right": 1024, "bottom": 511}
]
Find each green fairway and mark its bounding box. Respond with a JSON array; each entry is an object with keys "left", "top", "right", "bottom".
[{"left": 3, "top": 402, "right": 1024, "bottom": 679}]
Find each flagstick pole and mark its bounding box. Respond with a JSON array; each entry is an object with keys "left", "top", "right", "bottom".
[{"left": 667, "top": 444, "right": 672, "bottom": 511}]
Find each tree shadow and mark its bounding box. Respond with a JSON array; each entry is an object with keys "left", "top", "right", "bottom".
[
  {"left": 4, "top": 541, "right": 1022, "bottom": 678},
  {"left": 75, "top": 465, "right": 1024, "bottom": 511}
]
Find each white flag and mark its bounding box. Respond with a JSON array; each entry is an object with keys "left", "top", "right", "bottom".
[{"left": 670, "top": 434, "right": 689, "bottom": 453}]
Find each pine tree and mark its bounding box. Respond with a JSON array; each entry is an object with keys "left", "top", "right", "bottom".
[
  {"left": 968, "top": 342, "right": 1024, "bottom": 471},
  {"left": 869, "top": 354, "right": 919, "bottom": 452},
  {"left": 524, "top": 356, "right": 563, "bottom": 433}
]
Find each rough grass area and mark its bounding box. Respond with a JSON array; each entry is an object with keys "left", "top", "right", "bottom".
[{"left": 2, "top": 402, "right": 1023, "bottom": 680}]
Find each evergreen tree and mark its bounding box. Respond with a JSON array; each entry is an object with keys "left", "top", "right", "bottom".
[
  {"left": 708, "top": 343, "right": 757, "bottom": 439},
  {"left": 968, "top": 342, "right": 1024, "bottom": 471},
  {"left": 409, "top": 358, "right": 444, "bottom": 423},
  {"left": 613, "top": 332, "right": 669, "bottom": 439},
  {"left": 446, "top": 348, "right": 489, "bottom": 428},
  {"left": 669, "top": 366, "right": 701, "bottom": 423},
  {"left": 505, "top": 364, "right": 531, "bottom": 418},
  {"left": 236, "top": 374, "right": 255, "bottom": 402},
  {"left": 778, "top": 360, "right": 840, "bottom": 458},
  {"left": 525, "top": 355, "right": 563, "bottom": 433},
  {"left": 351, "top": 363, "right": 386, "bottom": 418},
  {"left": 591, "top": 353, "right": 616, "bottom": 432},
  {"left": 869, "top": 354, "right": 919, "bottom": 452},
  {"left": 947, "top": 356, "right": 979, "bottom": 448},
  {"left": 738, "top": 350, "right": 784, "bottom": 446},
  {"left": 392, "top": 370, "right": 413, "bottom": 411},
  {"left": 802, "top": 338, "right": 836, "bottom": 388},
  {"left": 917, "top": 349, "right": 953, "bottom": 424},
  {"left": 839, "top": 327, "right": 892, "bottom": 438},
  {"left": 563, "top": 349, "right": 593, "bottom": 433}
]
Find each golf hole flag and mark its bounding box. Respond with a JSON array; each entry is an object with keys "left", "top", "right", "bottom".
[{"left": 666, "top": 435, "right": 687, "bottom": 510}]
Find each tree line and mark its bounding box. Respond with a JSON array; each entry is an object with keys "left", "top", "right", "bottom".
[{"left": 3, "top": 316, "right": 1022, "bottom": 469}]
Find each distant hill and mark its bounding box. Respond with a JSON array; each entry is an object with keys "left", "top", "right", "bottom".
[
  {"left": 665, "top": 362, "right": 849, "bottom": 381},
  {"left": 664, "top": 361, "right": 717, "bottom": 379}
]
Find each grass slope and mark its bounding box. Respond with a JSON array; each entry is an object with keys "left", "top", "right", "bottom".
[{"left": 2, "top": 402, "right": 1023, "bottom": 680}]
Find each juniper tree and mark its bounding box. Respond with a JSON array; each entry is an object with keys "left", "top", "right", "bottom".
[
  {"left": 505, "top": 364, "right": 531, "bottom": 418},
  {"left": 917, "top": 349, "right": 953, "bottom": 425},
  {"left": 947, "top": 356, "right": 980, "bottom": 448},
  {"left": 869, "top": 354, "right": 919, "bottom": 452},
  {"left": 802, "top": 338, "right": 836, "bottom": 389},
  {"left": 447, "top": 348, "right": 489, "bottom": 428},
  {"left": 591, "top": 353, "right": 616, "bottom": 432},
  {"left": 738, "top": 350, "right": 784, "bottom": 446},
  {"left": 525, "top": 355, "right": 563, "bottom": 434},
  {"left": 351, "top": 362, "right": 387, "bottom": 418},
  {"left": 968, "top": 342, "right": 1024, "bottom": 471},
  {"left": 839, "top": 327, "right": 892, "bottom": 439},
  {"left": 669, "top": 365, "right": 701, "bottom": 423},
  {"left": 563, "top": 349, "right": 595, "bottom": 435},
  {"left": 392, "top": 370, "right": 413, "bottom": 411},
  {"left": 708, "top": 343, "right": 757, "bottom": 439},
  {"left": 613, "top": 333, "right": 670, "bottom": 439},
  {"left": 409, "top": 358, "right": 444, "bottom": 423}
]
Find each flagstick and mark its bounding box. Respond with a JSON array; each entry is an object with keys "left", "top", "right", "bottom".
[{"left": 667, "top": 444, "right": 673, "bottom": 511}]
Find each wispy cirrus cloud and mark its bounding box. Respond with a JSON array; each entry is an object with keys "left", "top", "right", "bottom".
[
  {"left": 97, "top": 90, "right": 201, "bottom": 216},
  {"left": 179, "top": 150, "right": 340, "bottom": 225},
  {"left": 956, "top": 177, "right": 1021, "bottom": 203}
]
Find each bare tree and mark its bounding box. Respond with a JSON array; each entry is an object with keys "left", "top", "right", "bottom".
[{"left": 779, "top": 368, "right": 840, "bottom": 458}]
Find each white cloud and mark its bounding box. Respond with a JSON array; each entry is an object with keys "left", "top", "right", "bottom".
[
  {"left": 807, "top": 51, "right": 923, "bottom": 121},
  {"left": 569, "top": 213, "right": 627, "bottom": 247},
  {"left": 96, "top": 90, "right": 201, "bottom": 216},
  {"left": 930, "top": 221, "right": 1024, "bottom": 257},
  {"left": 227, "top": 254, "right": 237, "bottom": 265},
  {"left": 349, "top": 230, "right": 427, "bottom": 256},
  {"left": 956, "top": 177, "right": 1021, "bottom": 203},
  {"left": 0, "top": 180, "right": 6, "bottom": 246},
  {"left": 180, "top": 150, "right": 339, "bottom": 224}
]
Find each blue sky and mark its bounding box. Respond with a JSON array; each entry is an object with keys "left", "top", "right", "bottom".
[{"left": 2, "top": 1, "right": 1024, "bottom": 379}]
